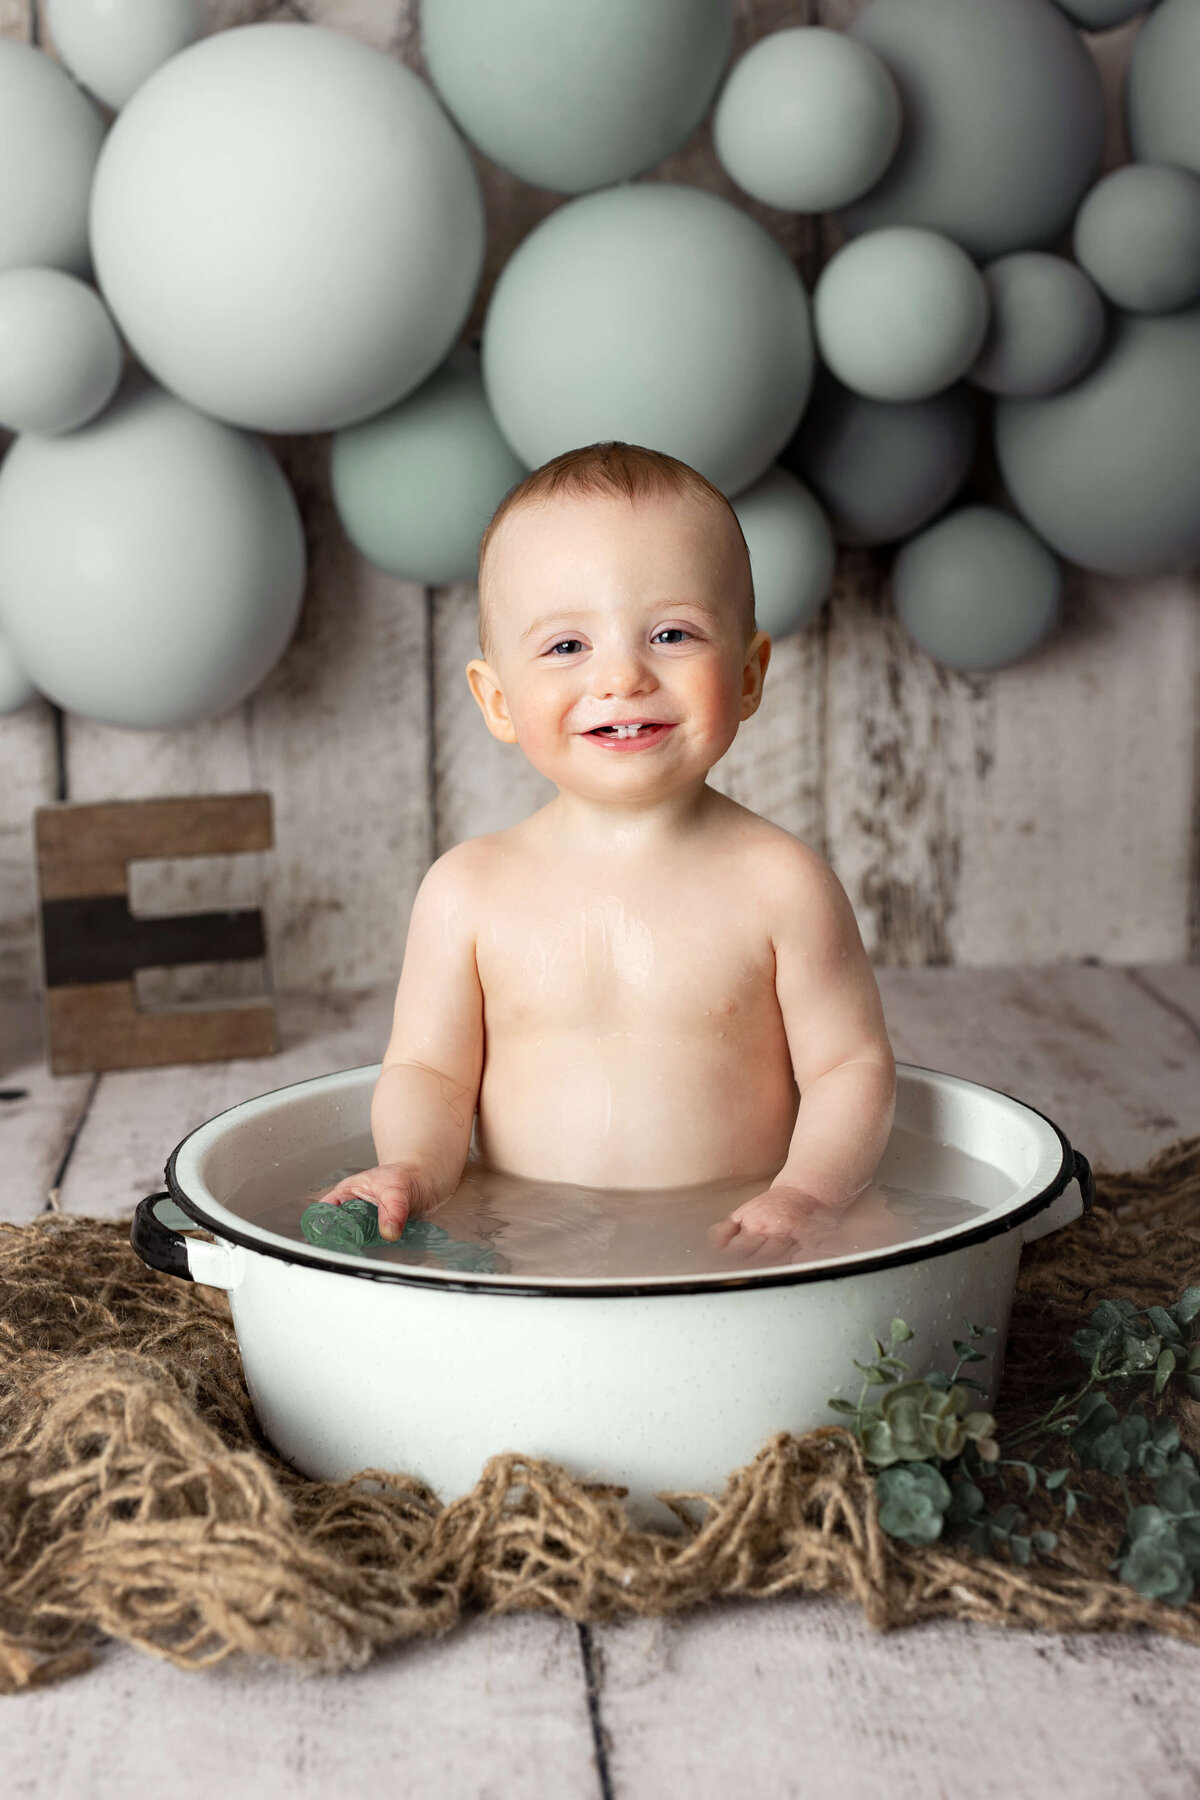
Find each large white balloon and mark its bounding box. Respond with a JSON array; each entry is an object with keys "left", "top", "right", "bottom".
[
  {"left": 46, "top": 0, "right": 205, "bottom": 110},
  {"left": 0, "top": 267, "right": 124, "bottom": 435},
  {"left": 0, "top": 375, "right": 306, "bottom": 729},
  {"left": 0, "top": 38, "right": 107, "bottom": 276},
  {"left": 89, "top": 23, "right": 486, "bottom": 433}
]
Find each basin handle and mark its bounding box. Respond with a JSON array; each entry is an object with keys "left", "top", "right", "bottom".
[
  {"left": 130, "top": 1192, "right": 240, "bottom": 1290},
  {"left": 1021, "top": 1148, "right": 1095, "bottom": 1245}
]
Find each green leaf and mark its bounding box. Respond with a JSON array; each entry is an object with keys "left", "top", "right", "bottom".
[
  {"left": 861, "top": 1420, "right": 897, "bottom": 1467},
  {"left": 875, "top": 1463, "right": 952, "bottom": 1546},
  {"left": 1009, "top": 1535, "right": 1032, "bottom": 1567},
  {"left": 953, "top": 1342, "right": 986, "bottom": 1363},
  {"left": 852, "top": 1362, "right": 894, "bottom": 1386},
  {"left": 1116, "top": 1510, "right": 1194, "bottom": 1606},
  {"left": 1043, "top": 1468, "right": 1069, "bottom": 1491},
  {"left": 1032, "top": 1530, "right": 1058, "bottom": 1555},
  {"left": 1154, "top": 1347, "right": 1178, "bottom": 1398},
  {"left": 1147, "top": 1305, "right": 1183, "bottom": 1346},
  {"left": 827, "top": 1398, "right": 859, "bottom": 1416},
  {"left": 945, "top": 1476, "right": 985, "bottom": 1524},
  {"left": 889, "top": 1319, "right": 914, "bottom": 1344},
  {"left": 1172, "top": 1286, "right": 1200, "bottom": 1326},
  {"left": 923, "top": 1371, "right": 951, "bottom": 1392},
  {"left": 1155, "top": 1466, "right": 1200, "bottom": 1520}
]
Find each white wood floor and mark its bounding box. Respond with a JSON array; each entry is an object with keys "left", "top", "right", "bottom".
[{"left": 2, "top": 964, "right": 1200, "bottom": 1798}]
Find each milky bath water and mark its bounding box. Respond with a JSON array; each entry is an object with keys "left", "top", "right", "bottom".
[{"left": 225, "top": 1123, "right": 1015, "bottom": 1282}]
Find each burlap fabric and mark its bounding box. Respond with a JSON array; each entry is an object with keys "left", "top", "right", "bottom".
[{"left": 1, "top": 1137, "right": 1198, "bottom": 1693}]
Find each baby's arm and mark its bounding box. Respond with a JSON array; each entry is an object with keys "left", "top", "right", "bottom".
[
  {"left": 322, "top": 846, "right": 484, "bottom": 1240},
  {"left": 712, "top": 841, "right": 895, "bottom": 1257}
]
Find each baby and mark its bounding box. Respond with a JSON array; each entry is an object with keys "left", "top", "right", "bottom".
[{"left": 324, "top": 441, "right": 896, "bottom": 1264}]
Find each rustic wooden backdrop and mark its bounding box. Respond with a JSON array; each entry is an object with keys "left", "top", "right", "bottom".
[{"left": 0, "top": 0, "right": 1196, "bottom": 1010}]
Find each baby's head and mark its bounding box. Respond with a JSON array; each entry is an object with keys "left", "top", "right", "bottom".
[{"left": 466, "top": 442, "right": 771, "bottom": 793}]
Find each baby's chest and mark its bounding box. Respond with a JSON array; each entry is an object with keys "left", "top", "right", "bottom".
[{"left": 475, "top": 892, "right": 778, "bottom": 1036}]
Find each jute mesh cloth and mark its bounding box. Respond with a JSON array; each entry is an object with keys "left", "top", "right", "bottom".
[{"left": 1, "top": 1137, "right": 1198, "bottom": 1692}]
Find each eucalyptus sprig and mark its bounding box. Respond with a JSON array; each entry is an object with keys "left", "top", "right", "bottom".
[{"left": 829, "top": 1285, "right": 1200, "bottom": 1604}]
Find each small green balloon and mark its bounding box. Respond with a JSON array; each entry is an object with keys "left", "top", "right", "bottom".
[
  {"left": 814, "top": 226, "right": 990, "bottom": 402},
  {"left": 782, "top": 366, "right": 977, "bottom": 547},
  {"left": 1051, "top": 0, "right": 1148, "bottom": 22},
  {"left": 331, "top": 345, "right": 526, "bottom": 584},
  {"left": 732, "top": 466, "right": 835, "bottom": 636},
  {"left": 840, "top": 0, "right": 1105, "bottom": 260},
  {"left": 1074, "top": 164, "right": 1200, "bottom": 314},
  {"left": 994, "top": 306, "right": 1200, "bottom": 576},
  {"left": 1128, "top": 0, "right": 1200, "bottom": 178},
  {"left": 970, "top": 252, "right": 1107, "bottom": 397},
  {"left": 893, "top": 506, "right": 1061, "bottom": 672},
  {"left": 422, "top": 0, "right": 734, "bottom": 193},
  {"left": 713, "top": 26, "right": 901, "bottom": 213},
  {"left": 0, "top": 267, "right": 124, "bottom": 434}
]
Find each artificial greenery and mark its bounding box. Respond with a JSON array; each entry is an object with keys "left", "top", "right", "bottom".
[{"left": 829, "top": 1287, "right": 1200, "bottom": 1605}]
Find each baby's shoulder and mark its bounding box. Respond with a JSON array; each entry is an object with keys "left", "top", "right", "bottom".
[
  {"left": 421, "top": 828, "right": 529, "bottom": 905},
  {"left": 725, "top": 810, "right": 853, "bottom": 940},
  {"left": 725, "top": 805, "right": 836, "bottom": 891}
]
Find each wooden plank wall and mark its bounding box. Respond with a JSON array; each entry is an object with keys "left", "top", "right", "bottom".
[{"left": 0, "top": 0, "right": 1196, "bottom": 1008}]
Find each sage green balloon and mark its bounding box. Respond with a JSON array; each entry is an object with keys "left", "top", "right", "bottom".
[
  {"left": 1128, "top": 0, "right": 1200, "bottom": 177},
  {"left": 782, "top": 366, "right": 976, "bottom": 547},
  {"left": 712, "top": 26, "right": 901, "bottom": 212},
  {"left": 893, "top": 506, "right": 1061, "bottom": 672},
  {"left": 0, "top": 267, "right": 124, "bottom": 435},
  {"left": 970, "top": 252, "right": 1107, "bottom": 396},
  {"left": 1052, "top": 0, "right": 1148, "bottom": 22},
  {"left": 46, "top": 0, "right": 204, "bottom": 111},
  {"left": 481, "top": 182, "right": 814, "bottom": 498},
  {"left": 994, "top": 306, "right": 1200, "bottom": 576},
  {"left": 331, "top": 345, "right": 526, "bottom": 584},
  {"left": 0, "top": 627, "right": 36, "bottom": 715},
  {"left": 1074, "top": 164, "right": 1200, "bottom": 314},
  {"left": 814, "top": 226, "right": 990, "bottom": 402},
  {"left": 0, "top": 373, "right": 306, "bottom": 728},
  {"left": 840, "top": 0, "right": 1105, "bottom": 260},
  {"left": 732, "top": 467, "right": 836, "bottom": 637},
  {"left": 0, "top": 38, "right": 107, "bottom": 277},
  {"left": 421, "top": 0, "right": 734, "bottom": 193}
]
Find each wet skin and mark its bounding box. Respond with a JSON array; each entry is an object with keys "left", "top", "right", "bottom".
[{"left": 322, "top": 489, "right": 896, "bottom": 1261}]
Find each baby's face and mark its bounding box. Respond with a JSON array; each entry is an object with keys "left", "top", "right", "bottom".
[{"left": 466, "top": 492, "right": 770, "bottom": 804}]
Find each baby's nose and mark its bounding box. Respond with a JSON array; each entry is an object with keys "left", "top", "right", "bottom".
[{"left": 592, "top": 642, "right": 655, "bottom": 694}]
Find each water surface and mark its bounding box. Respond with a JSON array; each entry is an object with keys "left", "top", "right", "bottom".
[{"left": 224, "top": 1124, "right": 1014, "bottom": 1281}]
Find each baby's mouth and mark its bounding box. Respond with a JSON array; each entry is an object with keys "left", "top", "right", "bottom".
[{"left": 586, "top": 722, "right": 672, "bottom": 739}]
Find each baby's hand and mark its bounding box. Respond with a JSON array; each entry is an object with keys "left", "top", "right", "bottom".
[
  {"left": 709, "top": 1184, "right": 842, "bottom": 1262},
  {"left": 319, "top": 1163, "right": 432, "bottom": 1242}
]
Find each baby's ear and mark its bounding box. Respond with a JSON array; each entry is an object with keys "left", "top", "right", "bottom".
[{"left": 465, "top": 659, "right": 519, "bottom": 744}]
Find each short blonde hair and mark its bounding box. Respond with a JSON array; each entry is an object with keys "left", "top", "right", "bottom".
[{"left": 476, "top": 441, "right": 756, "bottom": 664}]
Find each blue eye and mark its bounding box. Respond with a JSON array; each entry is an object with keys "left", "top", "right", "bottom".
[{"left": 545, "top": 627, "right": 694, "bottom": 655}]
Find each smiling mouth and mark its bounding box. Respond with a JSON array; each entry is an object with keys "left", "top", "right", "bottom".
[
  {"left": 583, "top": 721, "right": 676, "bottom": 750},
  {"left": 586, "top": 722, "right": 672, "bottom": 738}
]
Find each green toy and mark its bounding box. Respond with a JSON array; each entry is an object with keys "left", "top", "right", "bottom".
[
  {"left": 300, "top": 1196, "right": 498, "bottom": 1274},
  {"left": 300, "top": 1195, "right": 381, "bottom": 1250}
]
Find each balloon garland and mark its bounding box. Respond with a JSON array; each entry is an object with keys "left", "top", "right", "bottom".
[{"left": 0, "top": 0, "right": 1195, "bottom": 723}]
